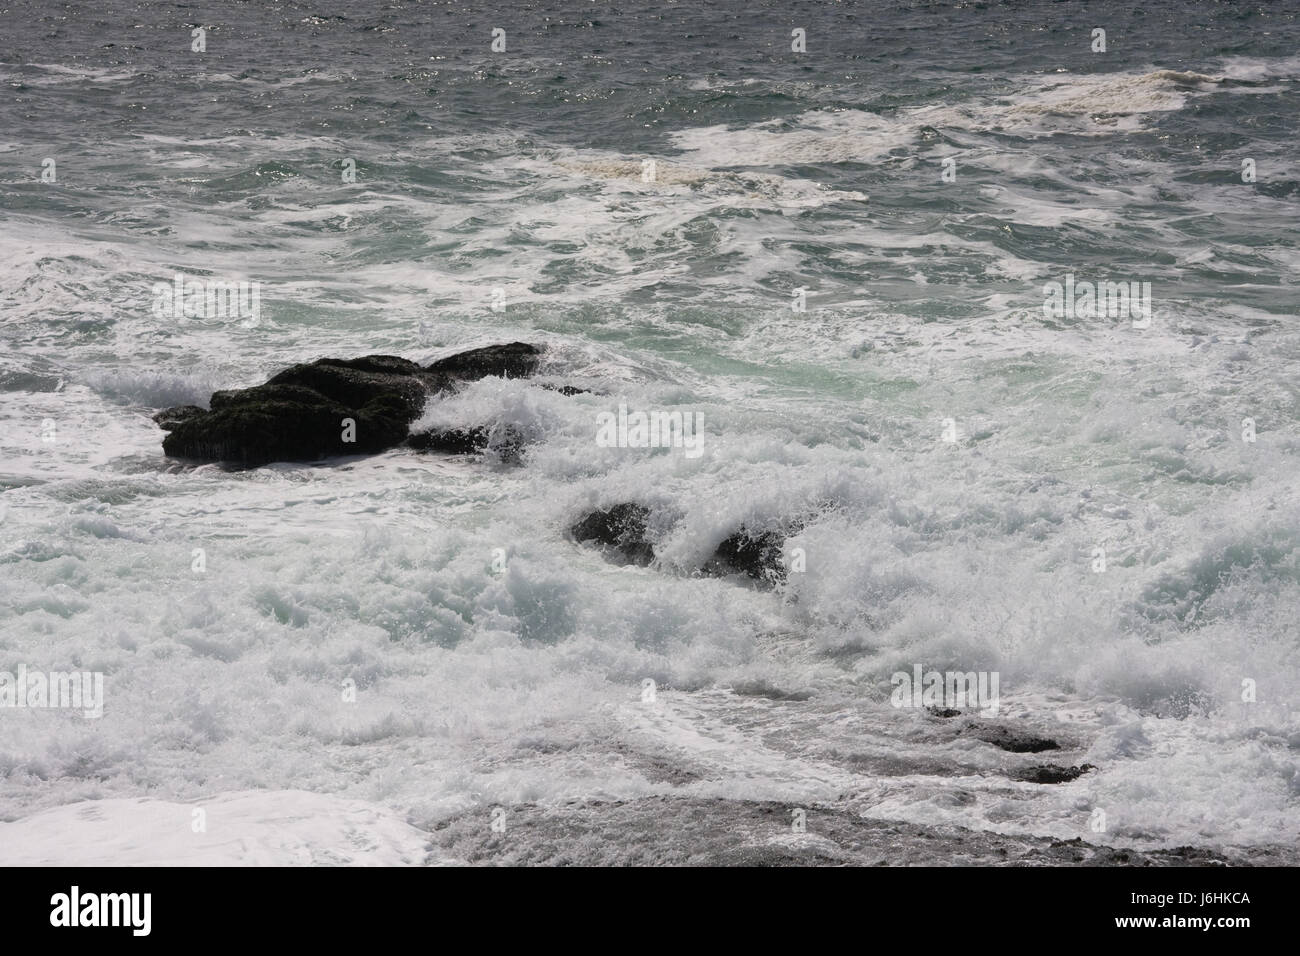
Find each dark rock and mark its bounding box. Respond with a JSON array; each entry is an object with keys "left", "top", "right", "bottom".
[
  {"left": 1012, "top": 764, "right": 1097, "bottom": 784},
  {"left": 705, "top": 528, "right": 787, "bottom": 583},
  {"left": 425, "top": 342, "right": 542, "bottom": 380},
  {"left": 964, "top": 723, "right": 1061, "bottom": 754},
  {"left": 158, "top": 343, "right": 544, "bottom": 465},
  {"left": 571, "top": 509, "right": 796, "bottom": 584},
  {"left": 927, "top": 706, "right": 962, "bottom": 718},
  {"left": 164, "top": 390, "right": 409, "bottom": 465},
  {"left": 407, "top": 423, "right": 529, "bottom": 464},
  {"left": 163, "top": 355, "right": 436, "bottom": 465},
  {"left": 152, "top": 405, "right": 206, "bottom": 431},
  {"left": 570, "top": 503, "right": 655, "bottom": 566},
  {"left": 262, "top": 355, "right": 434, "bottom": 412},
  {"left": 407, "top": 426, "right": 491, "bottom": 455},
  {"left": 540, "top": 384, "right": 591, "bottom": 397}
]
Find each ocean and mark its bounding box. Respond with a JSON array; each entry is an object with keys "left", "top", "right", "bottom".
[{"left": 1, "top": 0, "right": 1298, "bottom": 864}]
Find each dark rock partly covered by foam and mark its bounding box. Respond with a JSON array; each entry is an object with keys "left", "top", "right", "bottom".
[
  {"left": 570, "top": 504, "right": 655, "bottom": 566},
  {"left": 926, "top": 706, "right": 963, "bottom": 719},
  {"left": 569, "top": 504, "right": 791, "bottom": 583},
  {"left": 152, "top": 405, "right": 206, "bottom": 431},
  {"left": 705, "top": 528, "right": 787, "bottom": 583},
  {"left": 407, "top": 423, "right": 529, "bottom": 464},
  {"left": 158, "top": 343, "right": 543, "bottom": 465},
  {"left": 406, "top": 425, "right": 492, "bottom": 456},
  {"left": 540, "top": 384, "right": 591, "bottom": 397}
]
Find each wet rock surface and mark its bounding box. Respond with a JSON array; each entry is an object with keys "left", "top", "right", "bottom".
[{"left": 422, "top": 341, "right": 543, "bottom": 380}]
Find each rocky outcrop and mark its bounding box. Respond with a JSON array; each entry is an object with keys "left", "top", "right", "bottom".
[
  {"left": 157, "top": 343, "right": 543, "bottom": 465},
  {"left": 161, "top": 343, "right": 802, "bottom": 589}
]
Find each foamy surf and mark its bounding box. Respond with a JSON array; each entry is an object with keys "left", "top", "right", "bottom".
[{"left": 1, "top": 2, "right": 1296, "bottom": 871}]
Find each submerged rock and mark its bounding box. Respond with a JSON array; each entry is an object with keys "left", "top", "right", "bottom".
[
  {"left": 157, "top": 343, "right": 542, "bottom": 465},
  {"left": 729, "top": 680, "right": 814, "bottom": 702},
  {"left": 540, "top": 384, "right": 591, "bottom": 397},
  {"left": 570, "top": 503, "right": 655, "bottom": 566},
  {"left": 964, "top": 723, "right": 1061, "bottom": 754},
  {"left": 926, "top": 706, "right": 963, "bottom": 719}
]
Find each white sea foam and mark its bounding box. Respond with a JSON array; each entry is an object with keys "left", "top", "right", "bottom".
[{"left": 0, "top": 790, "right": 435, "bottom": 865}]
